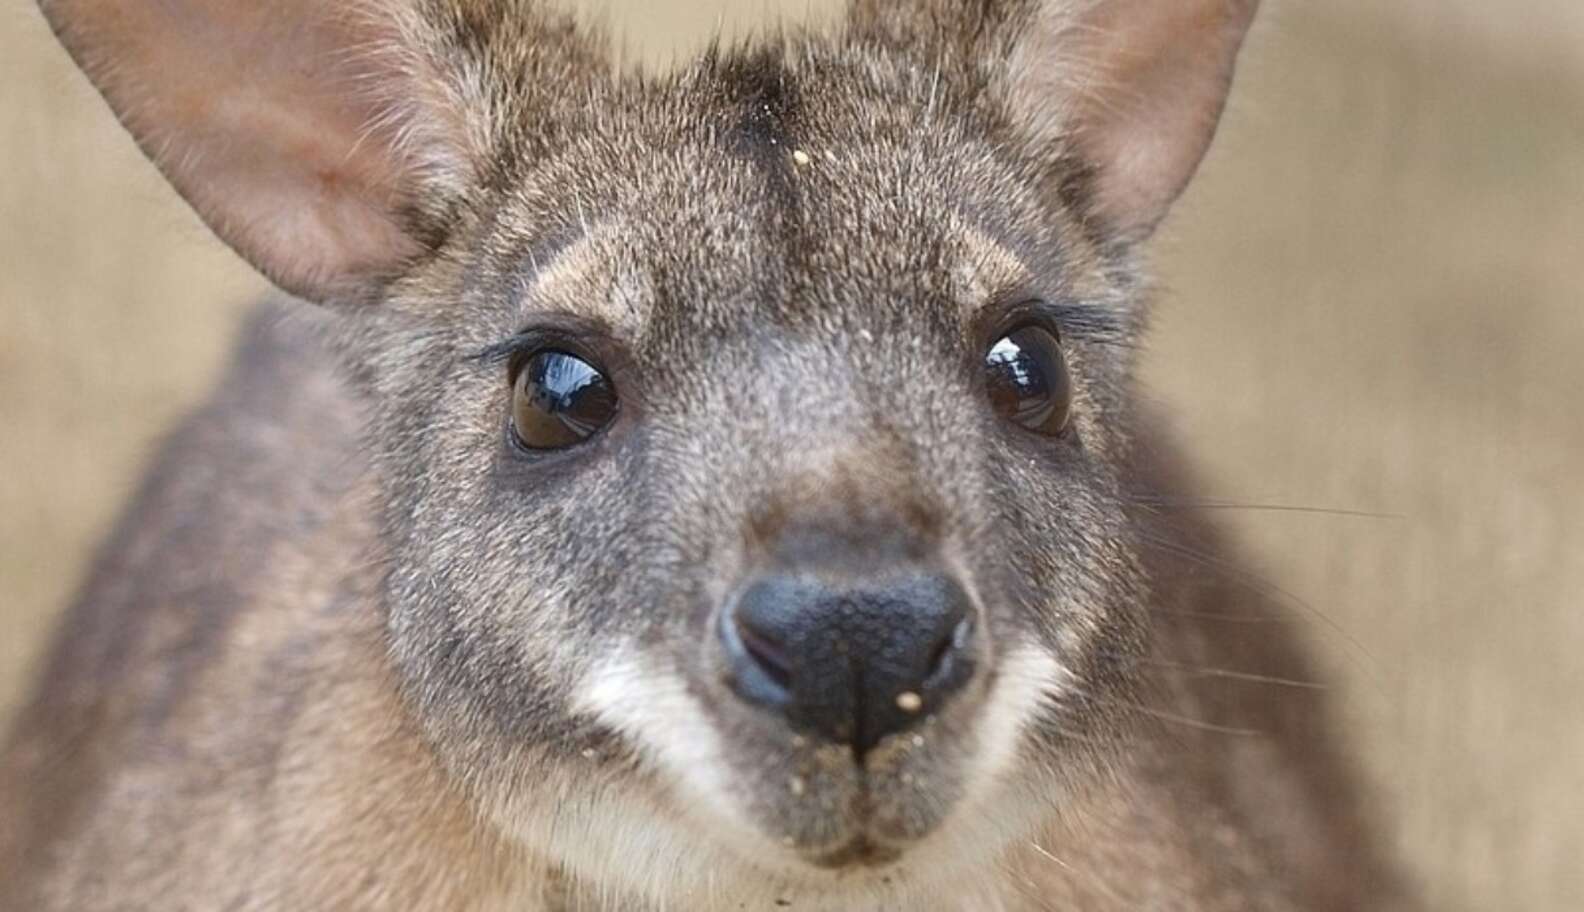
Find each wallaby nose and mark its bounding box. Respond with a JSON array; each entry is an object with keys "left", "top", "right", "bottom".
[{"left": 720, "top": 573, "right": 976, "bottom": 757}]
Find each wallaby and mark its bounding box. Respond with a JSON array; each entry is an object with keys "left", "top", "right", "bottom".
[{"left": 1, "top": 0, "right": 1407, "bottom": 909}]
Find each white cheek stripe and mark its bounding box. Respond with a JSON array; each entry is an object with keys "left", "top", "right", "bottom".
[
  {"left": 572, "top": 646, "right": 765, "bottom": 842},
  {"left": 964, "top": 644, "right": 1070, "bottom": 805}
]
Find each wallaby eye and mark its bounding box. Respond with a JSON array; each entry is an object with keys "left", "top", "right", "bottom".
[
  {"left": 984, "top": 323, "right": 1073, "bottom": 437},
  {"left": 510, "top": 350, "right": 618, "bottom": 451}
]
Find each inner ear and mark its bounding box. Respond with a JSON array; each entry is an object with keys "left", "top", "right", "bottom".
[
  {"left": 39, "top": 0, "right": 604, "bottom": 303},
  {"left": 1005, "top": 0, "right": 1261, "bottom": 239}
]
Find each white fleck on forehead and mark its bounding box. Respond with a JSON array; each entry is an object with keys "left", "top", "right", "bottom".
[{"left": 517, "top": 223, "right": 654, "bottom": 337}]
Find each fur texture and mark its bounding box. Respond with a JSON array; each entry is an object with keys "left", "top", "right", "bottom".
[{"left": 2, "top": 1, "right": 1406, "bottom": 908}]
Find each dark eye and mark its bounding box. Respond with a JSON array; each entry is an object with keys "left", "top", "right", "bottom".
[
  {"left": 510, "top": 349, "right": 618, "bottom": 451},
  {"left": 984, "top": 323, "right": 1073, "bottom": 437}
]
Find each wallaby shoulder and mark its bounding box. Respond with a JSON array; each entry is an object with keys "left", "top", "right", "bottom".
[
  {"left": 990, "top": 436, "right": 1408, "bottom": 911},
  {"left": 1122, "top": 435, "right": 1407, "bottom": 910},
  {"left": 0, "top": 301, "right": 534, "bottom": 910},
  {"left": 0, "top": 299, "right": 360, "bottom": 779}
]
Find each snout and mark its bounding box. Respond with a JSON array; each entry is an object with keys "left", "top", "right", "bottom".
[{"left": 719, "top": 573, "right": 977, "bottom": 758}]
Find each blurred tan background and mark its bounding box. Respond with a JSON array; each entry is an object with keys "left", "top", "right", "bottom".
[{"left": 2, "top": 0, "right": 1580, "bottom": 908}]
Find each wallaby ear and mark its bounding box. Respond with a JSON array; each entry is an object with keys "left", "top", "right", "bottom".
[
  {"left": 1007, "top": 0, "right": 1259, "bottom": 238},
  {"left": 37, "top": 0, "right": 592, "bottom": 303},
  {"left": 851, "top": 0, "right": 1258, "bottom": 240}
]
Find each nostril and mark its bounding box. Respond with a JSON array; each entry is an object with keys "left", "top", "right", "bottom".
[
  {"left": 718, "top": 588, "right": 799, "bottom": 709},
  {"left": 735, "top": 616, "right": 794, "bottom": 692},
  {"left": 924, "top": 618, "right": 970, "bottom": 686}
]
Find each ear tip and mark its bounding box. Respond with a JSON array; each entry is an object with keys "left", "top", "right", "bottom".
[{"left": 1230, "top": 0, "right": 1263, "bottom": 31}]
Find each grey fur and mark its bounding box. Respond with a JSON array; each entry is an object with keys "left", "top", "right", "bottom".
[{"left": 1, "top": 1, "right": 1407, "bottom": 909}]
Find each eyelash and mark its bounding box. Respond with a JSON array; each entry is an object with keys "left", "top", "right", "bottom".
[
  {"left": 473, "top": 333, "right": 553, "bottom": 370},
  {"left": 988, "top": 300, "right": 1124, "bottom": 347}
]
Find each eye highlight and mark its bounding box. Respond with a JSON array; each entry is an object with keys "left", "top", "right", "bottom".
[
  {"left": 983, "top": 323, "right": 1073, "bottom": 437},
  {"left": 510, "top": 349, "right": 618, "bottom": 451}
]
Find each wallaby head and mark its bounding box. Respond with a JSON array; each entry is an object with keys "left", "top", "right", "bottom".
[{"left": 38, "top": 0, "right": 1258, "bottom": 904}]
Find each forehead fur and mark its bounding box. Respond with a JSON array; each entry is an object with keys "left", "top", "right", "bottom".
[{"left": 453, "top": 30, "right": 1126, "bottom": 356}]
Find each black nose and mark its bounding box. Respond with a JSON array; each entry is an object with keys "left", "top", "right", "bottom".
[{"left": 720, "top": 573, "right": 976, "bottom": 757}]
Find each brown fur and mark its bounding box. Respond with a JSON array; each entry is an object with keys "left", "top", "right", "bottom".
[{"left": 2, "top": 1, "right": 1407, "bottom": 908}]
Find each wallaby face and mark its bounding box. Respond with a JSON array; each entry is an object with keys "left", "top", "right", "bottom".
[
  {"left": 391, "top": 46, "right": 1151, "bottom": 883},
  {"left": 13, "top": 1, "right": 1407, "bottom": 909},
  {"left": 356, "top": 7, "right": 1232, "bottom": 893}
]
